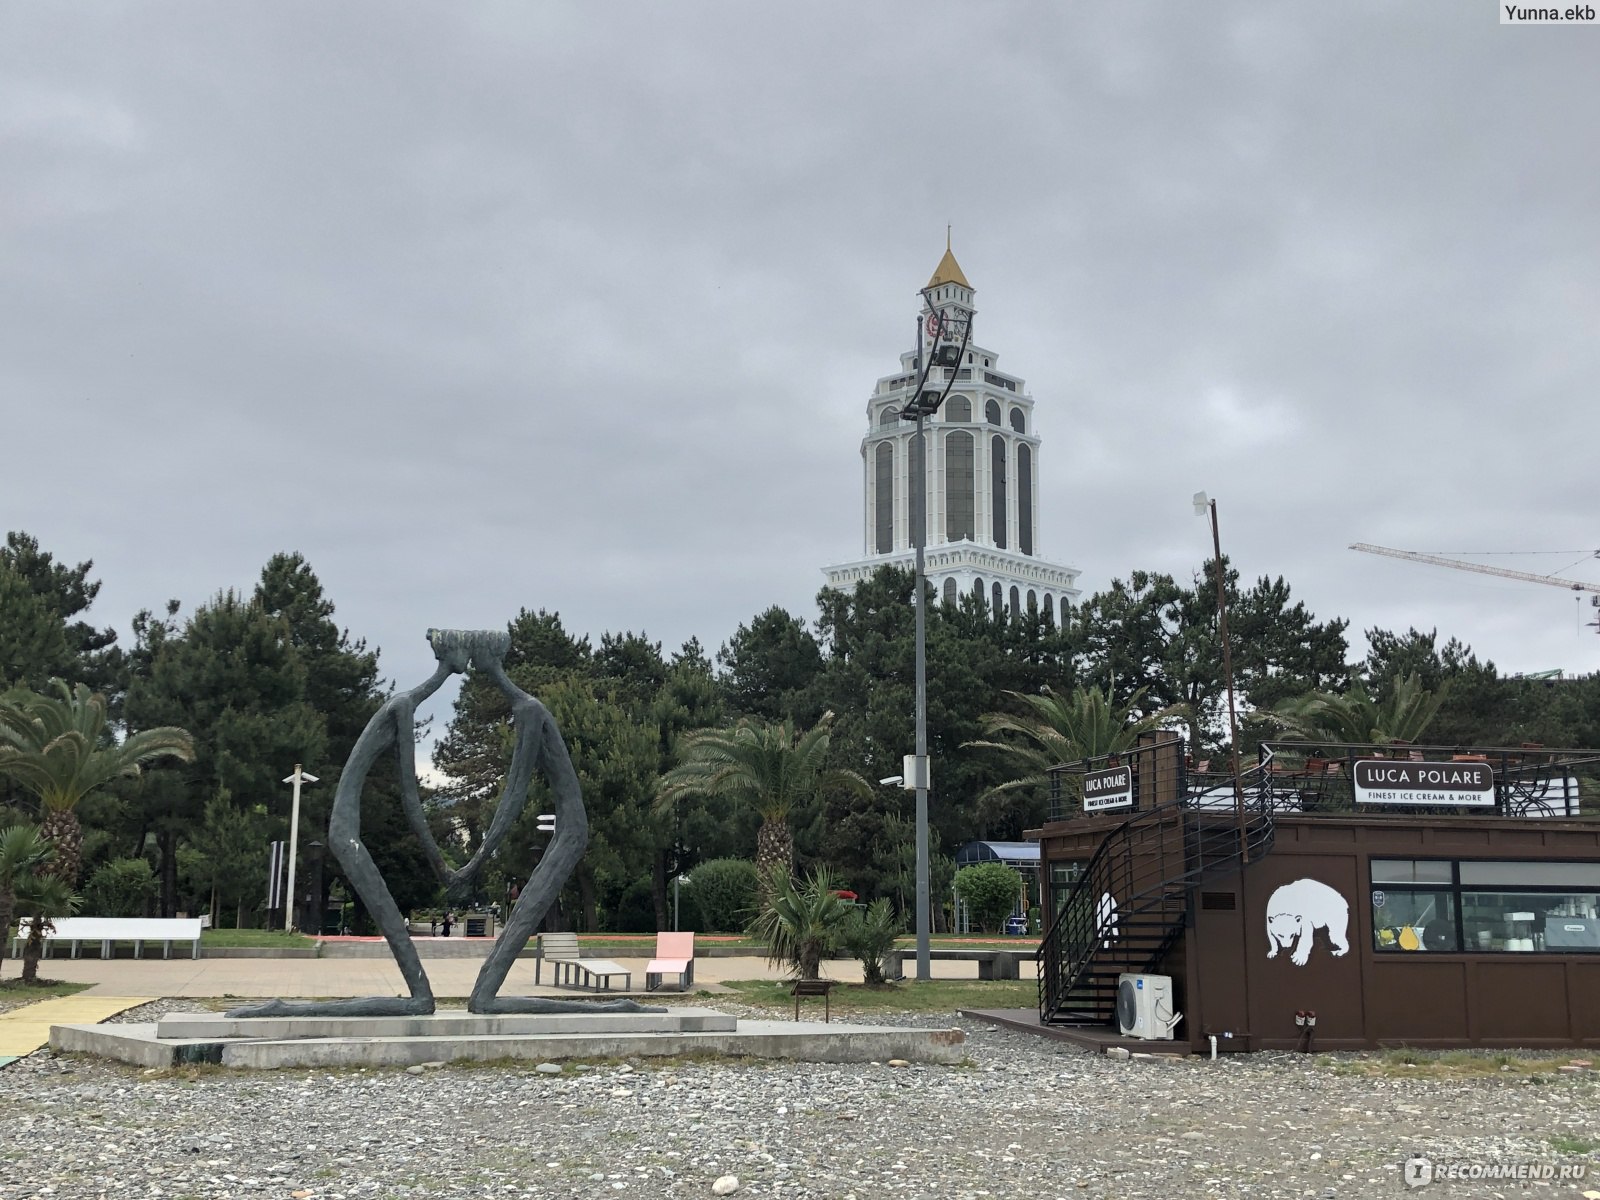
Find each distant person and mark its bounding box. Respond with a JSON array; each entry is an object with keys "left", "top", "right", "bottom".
[
  {"left": 441, "top": 911, "right": 454, "bottom": 938},
  {"left": 429, "top": 917, "right": 437, "bottom": 937}
]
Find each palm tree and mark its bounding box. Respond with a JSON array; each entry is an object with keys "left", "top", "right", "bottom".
[
  {"left": 655, "top": 711, "right": 870, "bottom": 881},
  {"left": 748, "top": 865, "right": 852, "bottom": 981},
  {"left": 965, "top": 684, "right": 1176, "bottom": 808},
  {"left": 0, "top": 680, "right": 195, "bottom": 886},
  {"left": 0, "top": 824, "right": 54, "bottom": 979},
  {"left": 15, "top": 871, "right": 80, "bottom": 985},
  {"left": 1267, "top": 672, "right": 1448, "bottom": 746}
]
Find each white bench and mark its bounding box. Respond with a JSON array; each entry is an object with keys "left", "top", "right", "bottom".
[
  {"left": 11, "top": 916, "right": 204, "bottom": 960},
  {"left": 533, "top": 931, "right": 631, "bottom": 991}
]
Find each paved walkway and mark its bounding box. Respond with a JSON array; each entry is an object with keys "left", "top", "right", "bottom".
[
  {"left": 17, "top": 952, "right": 1033, "bottom": 999},
  {"left": 0, "top": 994, "right": 146, "bottom": 1065}
]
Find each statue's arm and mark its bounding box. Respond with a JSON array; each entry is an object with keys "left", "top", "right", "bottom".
[{"left": 395, "top": 696, "right": 451, "bottom": 884}]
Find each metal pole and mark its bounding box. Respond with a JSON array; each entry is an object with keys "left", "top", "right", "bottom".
[
  {"left": 674, "top": 876, "right": 680, "bottom": 932},
  {"left": 1208, "top": 501, "right": 1249, "bottom": 862},
  {"left": 284, "top": 765, "right": 303, "bottom": 934},
  {"left": 281, "top": 765, "right": 318, "bottom": 933},
  {"left": 914, "top": 410, "right": 931, "bottom": 980}
]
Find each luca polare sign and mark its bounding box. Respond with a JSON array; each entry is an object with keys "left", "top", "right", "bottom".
[
  {"left": 1353, "top": 759, "right": 1496, "bottom": 807},
  {"left": 1082, "top": 765, "right": 1134, "bottom": 812}
]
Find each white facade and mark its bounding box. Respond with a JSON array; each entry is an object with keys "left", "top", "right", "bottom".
[{"left": 823, "top": 249, "right": 1081, "bottom": 625}]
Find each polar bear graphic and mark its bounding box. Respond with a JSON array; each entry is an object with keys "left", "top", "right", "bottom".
[{"left": 1265, "top": 878, "right": 1350, "bottom": 966}]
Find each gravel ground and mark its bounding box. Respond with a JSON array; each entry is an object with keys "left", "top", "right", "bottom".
[{"left": 2, "top": 999, "right": 1598, "bottom": 1199}]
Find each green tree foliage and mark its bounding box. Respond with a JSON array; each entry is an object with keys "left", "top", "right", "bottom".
[
  {"left": 953, "top": 861, "right": 1023, "bottom": 933},
  {"left": 657, "top": 712, "right": 870, "bottom": 884},
  {"left": 748, "top": 865, "right": 852, "bottom": 980},
  {"left": 15, "top": 870, "right": 80, "bottom": 984},
  {"left": 1268, "top": 672, "right": 1450, "bottom": 745},
  {"left": 838, "top": 897, "right": 905, "bottom": 986},
  {"left": 1076, "top": 561, "right": 1347, "bottom": 750},
  {"left": 680, "top": 857, "right": 759, "bottom": 932},
  {"left": 187, "top": 793, "right": 269, "bottom": 927},
  {"left": 0, "top": 532, "right": 122, "bottom": 697},
  {"left": 82, "top": 856, "right": 159, "bottom": 917},
  {"left": 0, "top": 824, "right": 53, "bottom": 975},
  {"left": 965, "top": 685, "right": 1171, "bottom": 819},
  {"left": 0, "top": 566, "right": 71, "bottom": 693},
  {"left": 716, "top": 607, "right": 824, "bottom": 724},
  {"left": 0, "top": 680, "right": 194, "bottom": 887}
]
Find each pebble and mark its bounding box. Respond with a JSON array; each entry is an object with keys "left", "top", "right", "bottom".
[
  {"left": 0, "top": 997, "right": 1594, "bottom": 1199},
  {"left": 712, "top": 1176, "right": 740, "bottom": 1195}
]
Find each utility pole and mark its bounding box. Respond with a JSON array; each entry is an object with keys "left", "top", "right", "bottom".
[{"left": 282, "top": 764, "right": 319, "bottom": 933}]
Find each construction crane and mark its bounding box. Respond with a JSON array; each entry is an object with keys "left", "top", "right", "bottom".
[{"left": 1349, "top": 543, "right": 1600, "bottom": 633}]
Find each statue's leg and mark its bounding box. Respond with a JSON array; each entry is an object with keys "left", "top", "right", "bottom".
[
  {"left": 228, "top": 711, "right": 437, "bottom": 1019},
  {"left": 469, "top": 710, "right": 661, "bottom": 1015}
]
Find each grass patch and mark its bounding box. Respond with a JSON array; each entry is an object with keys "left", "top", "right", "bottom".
[
  {"left": 1548, "top": 1135, "right": 1600, "bottom": 1155},
  {"left": 201, "top": 928, "right": 315, "bottom": 949},
  {"left": 0, "top": 979, "right": 91, "bottom": 1000},
  {"left": 721, "top": 978, "right": 1036, "bottom": 1013}
]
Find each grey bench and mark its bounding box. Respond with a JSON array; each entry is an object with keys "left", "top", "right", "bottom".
[
  {"left": 533, "top": 931, "right": 632, "bottom": 991},
  {"left": 885, "top": 948, "right": 1026, "bottom": 981}
]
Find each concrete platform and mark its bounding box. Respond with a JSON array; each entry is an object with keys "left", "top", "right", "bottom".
[
  {"left": 153, "top": 1008, "right": 738, "bottom": 1039},
  {"left": 53, "top": 1008, "right": 966, "bottom": 1069},
  {"left": 959, "top": 1006, "right": 1190, "bottom": 1054}
]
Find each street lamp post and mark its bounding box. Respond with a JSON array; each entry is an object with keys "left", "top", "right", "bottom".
[
  {"left": 306, "top": 840, "right": 326, "bottom": 936},
  {"left": 674, "top": 874, "right": 691, "bottom": 932},
  {"left": 282, "top": 764, "right": 319, "bottom": 933},
  {"left": 899, "top": 292, "right": 972, "bottom": 982},
  {"left": 1192, "top": 492, "right": 1250, "bottom": 861}
]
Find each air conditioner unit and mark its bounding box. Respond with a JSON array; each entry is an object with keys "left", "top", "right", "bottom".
[{"left": 1117, "top": 973, "right": 1181, "bottom": 1040}]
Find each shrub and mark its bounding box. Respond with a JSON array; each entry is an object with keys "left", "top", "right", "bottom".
[
  {"left": 839, "top": 898, "right": 905, "bottom": 986},
  {"left": 608, "top": 878, "right": 656, "bottom": 932},
  {"left": 683, "top": 858, "right": 759, "bottom": 932},
  {"left": 953, "top": 862, "right": 1022, "bottom": 933},
  {"left": 748, "top": 865, "right": 851, "bottom": 980},
  {"left": 82, "top": 857, "right": 159, "bottom": 918}
]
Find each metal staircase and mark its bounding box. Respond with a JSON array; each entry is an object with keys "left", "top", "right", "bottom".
[{"left": 1037, "top": 779, "right": 1276, "bottom": 1026}]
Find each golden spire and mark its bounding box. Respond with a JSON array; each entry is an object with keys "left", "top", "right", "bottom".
[{"left": 926, "top": 230, "right": 971, "bottom": 290}]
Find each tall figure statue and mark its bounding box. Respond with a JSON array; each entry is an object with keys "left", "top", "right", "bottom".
[
  {"left": 228, "top": 628, "right": 470, "bottom": 1018},
  {"left": 229, "top": 628, "right": 658, "bottom": 1019}
]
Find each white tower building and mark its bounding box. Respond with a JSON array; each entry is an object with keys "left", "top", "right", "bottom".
[{"left": 823, "top": 246, "right": 1081, "bottom": 624}]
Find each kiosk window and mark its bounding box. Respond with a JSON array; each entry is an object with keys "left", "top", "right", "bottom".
[{"left": 1370, "top": 858, "right": 1600, "bottom": 953}]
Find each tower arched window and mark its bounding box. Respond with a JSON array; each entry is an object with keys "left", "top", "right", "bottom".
[
  {"left": 1017, "top": 443, "right": 1033, "bottom": 556},
  {"left": 874, "top": 442, "right": 894, "bottom": 554},
  {"left": 1061, "top": 596, "right": 1071, "bottom": 627},
  {"left": 1008, "top": 408, "right": 1025, "bottom": 433},
  {"left": 991, "top": 435, "right": 1008, "bottom": 548},
  {"left": 992, "top": 581, "right": 1003, "bottom": 615},
  {"left": 942, "top": 578, "right": 957, "bottom": 607},
  {"left": 1027, "top": 588, "right": 1037, "bottom": 612},
  {"left": 878, "top": 408, "right": 898, "bottom": 427},
  {"left": 1009, "top": 585, "right": 1020, "bottom": 616},
  {"left": 944, "top": 431, "right": 974, "bottom": 542},
  {"left": 1043, "top": 592, "right": 1054, "bottom": 627},
  {"left": 985, "top": 399, "right": 1002, "bottom": 425},
  {"left": 945, "top": 395, "right": 971, "bottom": 422},
  {"left": 973, "top": 577, "right": 985, "bottom": 602}
]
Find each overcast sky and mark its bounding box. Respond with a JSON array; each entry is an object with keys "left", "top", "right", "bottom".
[{"left": 5, "top": 2, "right": 1598, "bottom": 740}]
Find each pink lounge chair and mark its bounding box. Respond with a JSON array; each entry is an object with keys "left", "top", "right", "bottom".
[{"left": 645, "top": 931, "right": 695, "bottom": 992}]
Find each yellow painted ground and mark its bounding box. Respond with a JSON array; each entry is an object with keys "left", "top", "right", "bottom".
[{"left": 0, "top": 995, "right": 146, "bottom": 1063}]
